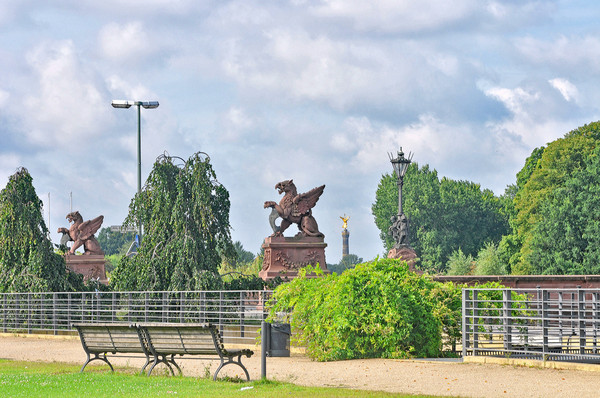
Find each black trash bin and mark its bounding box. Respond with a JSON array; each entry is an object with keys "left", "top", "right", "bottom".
[{"left": 268, "top": 323, "right": 291, "bottom": 357}]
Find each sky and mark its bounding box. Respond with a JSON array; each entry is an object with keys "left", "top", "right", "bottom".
[{"left": 1, "top": 1, "right": 600, "bottom": 264}]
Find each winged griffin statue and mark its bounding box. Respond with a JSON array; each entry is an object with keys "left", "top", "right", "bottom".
[
  {"left": 264, "top": 179, "right": 325, "bottom": 238},
  {"left": 57, "top": 211, "right": 105, "bottom": 255}
]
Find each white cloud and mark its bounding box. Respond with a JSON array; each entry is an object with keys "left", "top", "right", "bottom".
[
  {"left": 310, "top": 0, "right": 478, "bottom": 33},
  {"left": 0, "top": 88, "right": 9, "bottom": 107},
  {"left": 549, "top": 78, "right": 579, "bottom": 102},
  {"left": 0, "top": 153, "right": 22, "bottom": 182},
  {"left": 483, "top": 84, "right": 580, "bottom": 151},
  {"left": 21, "top": 40, "right": 111, "bottom": 147},
  {"left": 515, "top": 35, "right": 600, "bottom": 73},
  {"left": 484, "top": 86, "right": 539, "bottom": 115},
  {"left": 219, "top": 107, "right": 255, "bottom": 142},
  {"left": 99, "top": 22, "right": 153, "bottom": 61}
]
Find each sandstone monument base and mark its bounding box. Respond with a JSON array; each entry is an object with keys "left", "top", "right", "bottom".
[
  {"left": 387, "top": 245, "right": 419, "bottom": 272},
  {"left": 259, "top": 236, "right": 329, "bottom": 280},
  {"left": 65, "top": 255, "right": 108, "bottom": 284}
]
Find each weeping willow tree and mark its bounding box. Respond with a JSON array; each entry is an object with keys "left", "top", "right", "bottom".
[
  {"left": 0, "top": 168, "right": 84, "bottom": 292},
  {"left": 111, "top": 153, "right": 235, "bottom": 291}
]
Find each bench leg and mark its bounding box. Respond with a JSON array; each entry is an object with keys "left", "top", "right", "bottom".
[
  {"left": 167, "top": 355, "right": 183, "bottom": 376},
  {"left": 140, "top": 354, "right": 151, "bottom": 375},
  {"left": 80, "top": 353, "right": 114, "bottom": 373},
  {"left": 147, "top": 355, "right": 176, "bottom": 376},
  {"left": 213, "top": 355, "right": 250, "bottom": 381}
]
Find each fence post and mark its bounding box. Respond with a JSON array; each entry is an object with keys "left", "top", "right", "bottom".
[
  {"left": 462, "top": 289, "right": 470, "bottom": 357},
  {"left": 2, "top": 294, "right": 6, "bottom": 333},
  {"left": 219, "top": 291, "right": 224, "bottom": 336},
  {"left": 180, "top": 292, "right": 185, "bottom": 323},
  {"left": 127, "top": 293, "right": 132, "bottom": 322},
  {"left": 579, "top": 289, "right": 586, "bottom": 355},
  {"left": 240, "top": 291, "right": 245, "bottom": 339},
  {"left": 52, "top": 293, "right": 57, "bottom": 335},
  {"left": 593, "top": 292, "right": 598, "bottom": 354},
  {"left": 200, "top": 292, "right": 205, "bottom": 323},
  {"left": 503, "top": 289, "right": 512, "bottom": 352},
  {"left": 558, "top": 291, "right": 563, "bottom": 345},
  {"left": 542, "top": 289, "right": 549, "bottom": 359},
  {"left": 472, "top": 289, "right": 479, "bottom": 355},
  {"left": 162, "top": 292, "right": 168, "bottom": 323},
  {"left": 27, "top": 293, "right": 32, "bottom": 334}
]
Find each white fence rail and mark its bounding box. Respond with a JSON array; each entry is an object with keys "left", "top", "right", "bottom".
[
  {"left": 0, "top": 290, "right": 272, "bottom": 346},
  {"left": 463, "top": 288, "right": 600, "bottom": 363}
]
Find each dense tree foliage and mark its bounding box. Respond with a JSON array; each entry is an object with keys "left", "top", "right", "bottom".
[
  {"left": 445, "top": 249, "right": 473, "bottom": 275},
  {"left": 97, "top": 228, "right": 135, "bottom": 256},
  {"left": 473, "top": 242, "right": 506, "bottom": 275},
  {"left": 111, "top": 153, "right": 235, "bottom": 291},
  {"left": 230, "top": 241, "right": 255, "bottom": 268},
  {"left": 372, "top": 164, "right": 510, "bottom": 273},
  {"left": 328, "top": 254, "right": 363, "bottom": 275},
  {"left": 506, "top": 122, "right": 600, "bottom": 274},
  {"left": 0, "top": 168, "right": 84, "bottom": 292}
]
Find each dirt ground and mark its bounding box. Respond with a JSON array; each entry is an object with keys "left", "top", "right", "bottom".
[{"left": 1, "top": 334, "right": 600, "bottom": 397}]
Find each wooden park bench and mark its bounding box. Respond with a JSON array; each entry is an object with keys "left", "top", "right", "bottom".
[
  {"left": 138, "top": 323, "right": 254, "bottom": 380},
  {"left": 73, "top": 322, "right": 254, "bottom": 381},
  {"left": 72, "top": 322, "right": 150, "bottom": 374}
]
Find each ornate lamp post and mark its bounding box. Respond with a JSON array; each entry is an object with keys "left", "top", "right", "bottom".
[
  {"left": 111, "top": 100, "right": 159, "bottom": 239},
  {"left": 388, "top": 148, "right": 413, "bottom": 247}
]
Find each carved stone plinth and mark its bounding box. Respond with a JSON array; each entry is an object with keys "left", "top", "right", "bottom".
[
  {"left": 65, "top": 255, "right": 108, "bottom": 284},
  {"left": 259, "top": 236, "right": 329, "bottom": 280},
  {"left": 387, "top": 245, "right": 419, "bottom": 272}
]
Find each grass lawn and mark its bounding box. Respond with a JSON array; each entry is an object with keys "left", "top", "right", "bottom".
[{"left": 0, "top": 360, "right": 444, "bottom": 398}]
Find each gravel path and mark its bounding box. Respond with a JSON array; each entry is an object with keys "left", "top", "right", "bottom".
[{"left": 1, "top": 334, "right": 600, "bottom": 397}]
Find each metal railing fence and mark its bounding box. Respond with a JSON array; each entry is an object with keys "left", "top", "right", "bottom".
[
  {"left": 0, "top": 290, "right": 272, "bottom": 346},
  {"left": 463, "top": 288, "right": 600, "bottom": 363}
]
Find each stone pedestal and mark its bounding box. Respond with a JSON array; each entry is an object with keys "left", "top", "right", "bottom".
[
  {"left": 259, "top": 236, "right": 329, "bottom": 280},
  {"left": 65, "top": 255, "right": 108, "bottom": 284},
  {"left": 387, "top": 245, "right": 419, "bottom": 272}
]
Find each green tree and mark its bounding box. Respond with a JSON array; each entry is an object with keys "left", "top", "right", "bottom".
[
  {"left": 526, "top": 147, "right": 600, "bottom": 274},
  {"left": 372, "top": 164, "right": 509, "bottom": 273},
  {"left": 0, "top": 168, "right": 84, "bottom": 292},
  {"left": 232, "top": 241, "right": 255, "bottom": 267},
  {"left": 508, "top": 121, "right": 600, "bottom": 274},
  {"left": 446, "top": 248, "right": 473, "bottom": 275},
  {"left": 97, "top": 227, "right": 135, "bottom": 255},
  {"left": 474, "top": 242, "right": 506, "bottom": 275},
  {"left": 328, "top": 254, "right": 363, "bottom": 275},
  {"left": 111, "top": 153, "right": 234, "bottom": 291}
]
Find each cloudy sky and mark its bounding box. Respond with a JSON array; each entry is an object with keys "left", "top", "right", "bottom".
[{"left": 1, "top": 1, "right": 599, "bottom": 264}]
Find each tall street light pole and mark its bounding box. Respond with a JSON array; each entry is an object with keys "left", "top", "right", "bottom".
[{"left": 111, "top": 100, "right": 159, "bottom": 240}]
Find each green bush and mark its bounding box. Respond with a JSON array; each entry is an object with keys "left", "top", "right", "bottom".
[
  {"left": 268, "top": 258, "right": 445, "bottom": 360},
  {"left": 268, "top": 258, "right": 528, "bottom": 361}
]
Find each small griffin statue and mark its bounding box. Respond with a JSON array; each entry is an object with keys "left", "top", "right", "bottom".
[
  {"left": 264, "top": 179, "right": 325, "bottom": 237},
  {"left": 57, "top": 211, "right": 105, "bottom": 255}
]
